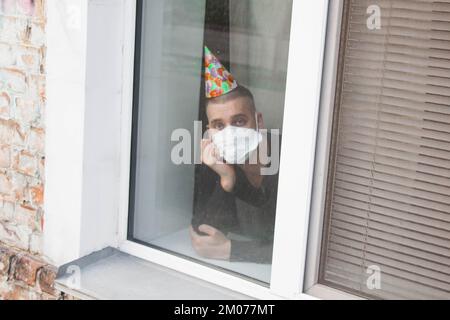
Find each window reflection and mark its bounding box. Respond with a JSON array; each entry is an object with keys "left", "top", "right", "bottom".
[{"left": 129, "top": 0, "right": 292, "bottom": 283}]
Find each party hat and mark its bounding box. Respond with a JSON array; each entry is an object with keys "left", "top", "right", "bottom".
[{"left": 204, "top": 46, "right": 238, "bottom": 98}]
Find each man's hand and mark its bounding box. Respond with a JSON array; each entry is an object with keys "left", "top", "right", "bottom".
[
  {"left": 190, "top": 225, "right": 231, "bottom": 260},
  {"left": 201, "top": 139, "right": 236, "bottom": 192}
]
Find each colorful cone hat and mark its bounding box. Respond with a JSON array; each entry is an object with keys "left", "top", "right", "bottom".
[{"left": 204, "top": 46, "right": 238, "bottom": 98}]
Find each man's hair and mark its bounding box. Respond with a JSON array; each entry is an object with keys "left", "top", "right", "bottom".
[{"left": 206, "top": 85, "right": 256, "bottom": 112}]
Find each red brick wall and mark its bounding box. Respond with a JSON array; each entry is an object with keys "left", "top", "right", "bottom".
[
  {"left": 0, "top": 0, "right": 61, "bottom": 300},
  {"left": 0, "top": 245, "right": 70, "bottom": 299}
]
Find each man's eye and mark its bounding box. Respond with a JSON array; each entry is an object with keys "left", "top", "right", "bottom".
[
  {"left": 234, "top": 119, "right": 246, "bottom": 126},
  {"left": 215, "top": 123, "right": 225, "bottom": 130}
]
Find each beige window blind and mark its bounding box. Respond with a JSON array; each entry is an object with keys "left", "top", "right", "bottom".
[{"left": 320, "top": 0, "right": 450, "bottom": 299}]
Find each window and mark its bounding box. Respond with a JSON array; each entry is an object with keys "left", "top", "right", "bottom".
[
  {"left": 128, "top": 0, "right": 293, "bottom": 284},
  {"left": 319, "top": 0, "right": 450, "bottom": 299},
  {"left": 46, "top": 0, "right": 449, "bottom": 300},
  {"left": 44, "top": 0, "right": 328, "bottom": 300}
]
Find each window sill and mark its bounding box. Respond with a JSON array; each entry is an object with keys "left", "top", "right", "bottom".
[{"left": 55, "top": 247, "right": 253, "bottom": 300}]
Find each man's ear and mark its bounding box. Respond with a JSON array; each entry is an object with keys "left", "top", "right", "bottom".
[{"left": 257, "top": 112, "right": 264, "bottom": 129}]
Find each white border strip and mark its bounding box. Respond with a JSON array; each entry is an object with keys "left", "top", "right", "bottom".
[
  {"left": 270, "top": 0, "right": 330, "bottom": 298},
  {"left": 117, "top": 0, "right": 137, "bottom": 244}
]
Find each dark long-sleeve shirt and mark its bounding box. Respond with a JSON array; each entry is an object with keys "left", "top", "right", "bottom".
[{"left": 192, "top": 160, "right": 279, "bottom": 264}]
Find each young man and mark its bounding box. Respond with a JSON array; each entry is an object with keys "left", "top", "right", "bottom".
[{"left": 190, "top": 47, "right": 279, "bottom": 264}]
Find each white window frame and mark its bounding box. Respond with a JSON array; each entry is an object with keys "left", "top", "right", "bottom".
[
  {"left": 43, "top": 0, "right": 360, "bottom": 300},
  {"left": 117, "top": 0, "right": 329, "bottom": 300}
]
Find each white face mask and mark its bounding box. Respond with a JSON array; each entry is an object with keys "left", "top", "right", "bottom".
[{"left": 212, "top": 125, "right": 262, "bottom": 164}]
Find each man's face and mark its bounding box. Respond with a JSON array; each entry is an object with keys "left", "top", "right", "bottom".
[{"left": 206, "top": 97, "right": 262, "bottom": 136}]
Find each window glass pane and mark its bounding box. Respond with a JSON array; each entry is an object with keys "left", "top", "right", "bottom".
[{"left": 129, "top": 0, "right": 293, "bottom": 284}]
